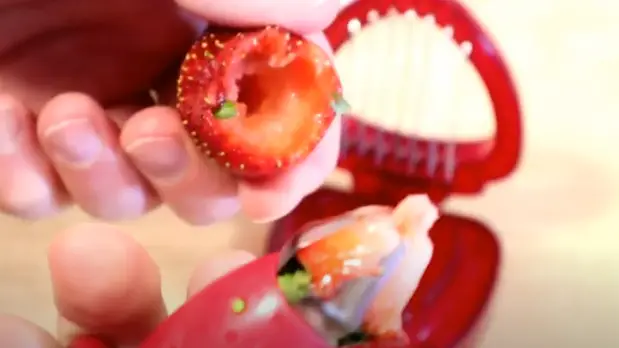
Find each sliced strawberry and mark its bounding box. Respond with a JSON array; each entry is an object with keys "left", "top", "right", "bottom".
[{"left": 176, "top": 26, "right": 347, "bottom": 178}]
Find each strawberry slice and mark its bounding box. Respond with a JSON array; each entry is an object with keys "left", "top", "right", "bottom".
[{"left": 176, "top": 26, "right": 348, "bottom": 178}]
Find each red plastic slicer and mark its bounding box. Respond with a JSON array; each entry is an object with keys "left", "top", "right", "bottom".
[
  {"left": 270, "top": 0, "right": 521, "bottom": 347},
  {"left": 71, "top": 0, "right": 521, "bottom": 347}
]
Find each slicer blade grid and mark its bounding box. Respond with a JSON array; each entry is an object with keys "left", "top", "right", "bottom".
[{"left": 333, "top": 5, "right": 496, "bottom": 184}]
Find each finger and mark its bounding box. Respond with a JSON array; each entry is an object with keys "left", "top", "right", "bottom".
[
  {"left": 187, "top": 250, "right": 257, "bottom": 298},
  {"left": 0, "top": 314, "right": 60, "bottom": 348},
  {"left": 176, "top": 0, "right": 340, "bottom": 34},
  {"left": 37, "top": 93, "right": 156, "bottom": 220},
  {"left": 0, "top": 94, "right": 68, "bottom": 219},
  {"left": 120, "top": 106, "right": 240, "bottom": 225},
  {"left": 237, "top": 32, "right": 341, "bottom": 222},
  {"left": 49, "top": 223, "right": 166, "bottom": 346}
]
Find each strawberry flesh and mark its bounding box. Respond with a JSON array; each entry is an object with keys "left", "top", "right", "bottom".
[{"left": 176, "top": 26, "right": 344, "bottom": 178}]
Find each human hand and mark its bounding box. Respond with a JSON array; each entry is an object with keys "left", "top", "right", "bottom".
[
  {"left": 0, "top": 0, "right": 341, "bottom": 224},
  {"left": 0, "top": 223, "right": 258, "bottom": 347}
]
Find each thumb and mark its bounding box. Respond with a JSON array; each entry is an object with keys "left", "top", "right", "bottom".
[{"left": 49, "top": 224, "right": 166, "bottom": 347}]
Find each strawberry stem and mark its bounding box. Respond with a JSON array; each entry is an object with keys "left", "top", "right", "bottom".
[
  {"left": 277, "top": 270, "right": 311, "bottom": 304},
  {"left": 331, "top": 93, "right": 351, "bottom": 115},
  {"left": 214, "top": 100, "right": 238, "bottom": 119}
]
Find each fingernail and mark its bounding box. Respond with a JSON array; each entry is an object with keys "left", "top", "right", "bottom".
[
  {"left": 44, "top": 119, "right": 103, "bottom": 167},
  {"left": 2, "top": 169, "right": 54, "bottom": 218},
  {"left": 125, "top": 137, "right": 189, "bottom": 183},
  {"left": 0, "top": 108, "right": 22, "bottom": 155}
]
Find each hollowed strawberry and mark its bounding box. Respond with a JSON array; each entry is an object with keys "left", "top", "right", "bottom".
[{"left": 176, "top": 26, "right": 347, "bottom": 178}]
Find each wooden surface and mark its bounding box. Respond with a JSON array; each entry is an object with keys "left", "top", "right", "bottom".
[{"left": 1, "top": 0, "right": 618, "bottom": 347}]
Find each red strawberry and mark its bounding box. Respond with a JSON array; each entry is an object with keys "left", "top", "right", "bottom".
[{"left": 176, "top": 26, "right": 348, "bottom": 178}]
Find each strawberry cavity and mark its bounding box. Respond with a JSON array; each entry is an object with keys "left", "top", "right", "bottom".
[{"left": 176, "top": 26, "right": 346, "bottom": 178}]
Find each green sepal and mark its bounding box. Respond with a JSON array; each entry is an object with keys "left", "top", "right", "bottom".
[
  {"left": 277, "top": 270, "right": 312, "bottom": 304},
  {"left": 331, "top": 93, "right": 351, "bottom": 115},
  {"left": 214, "top": 100, "right": 238, "bottom": 119}
]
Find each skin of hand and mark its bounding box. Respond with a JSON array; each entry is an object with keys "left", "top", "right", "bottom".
[
  {"left": 0, "top": 0, "right": 341, "bottom": 224},
  {"left": 0, "top": 223, "right": 259, "bottom": 347}
]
